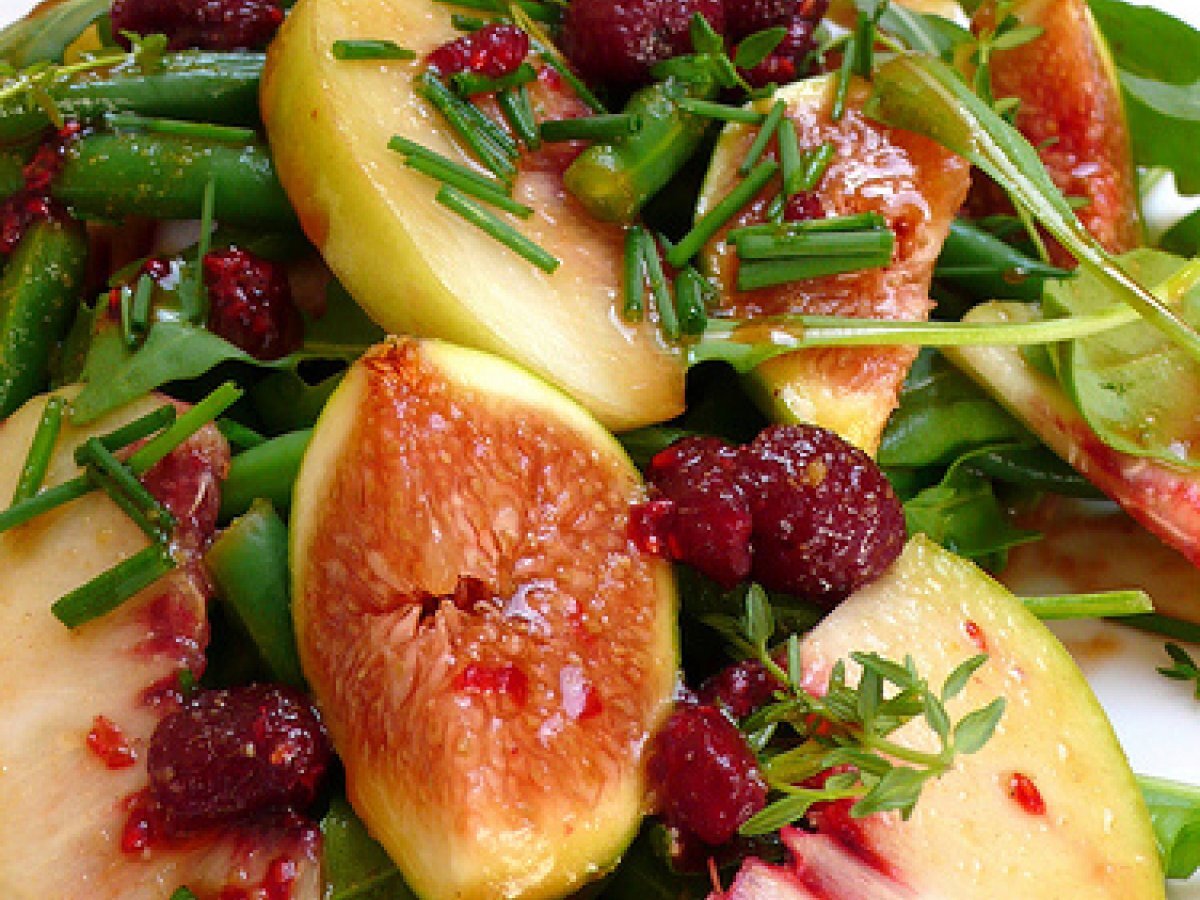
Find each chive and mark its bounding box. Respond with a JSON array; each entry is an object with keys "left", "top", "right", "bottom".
[
  {"left": 674, "top": 267, "right": 708, "bottom": 337},
  {"left": 129, "top": 272, "right": 153, "bottom": 342},
  {"left": 434, "top": 0, "right": 562, "bottom": 24},
  {"left": 456, "top": 90, "right": 520, "bottom": 156},
  {"left": 539, "top": 113, "right": 641, "bottom": 143},
  {"left": 182, "top": 177, "right": 217, "bottom": 324},
  {"left": 12, "top": 396, "right": 65, "bottom": 505},
  {"left": 387, "top": 135, "right": 510, "bottom": 195},
  {"left": 128, "top": 382, "right": 243, "bottom": 475},
  {"left": 853, "top": 11, "right": 875, "bottom": 79},
  {"left": 217, "top": 417, "right": 267, "bottom": 450},
  {"left": 51, "top": 544, "right": 175, "bottom": 628},
  {"left": 727, "top": 212, "right": 887, "bottom": 243},
  {"left": 739, "top": 100, "right": 786, "bottom": 176},
  {"left": 79, "top": 437, "right": 178, "bottom": 542},
  {"left": 1116, "top": 613, "right": 1200, "bottom": 644},
  {"left": 73, "top": 404, "right": 178, "bottom": 464},
  {"left": 451, "top": 13, "right": 487, "bottom": 30},
  {"left": 105, "top": 114, "right": 257, "bottom": 144},
  {"left": 738, "top": 253, "right": 891, "bottom": 290},
  {"left": 451, "top": 62, "right": 537, "bottom": 97},
  {"left": 641, "top": 231, "right": 678, "bottom": 341},
  {"left": 735, "top": 228, "right": 895, "bottom": 261},
  {"left": 0, "top": 478, "right": 90, "bottom": 533},
  {"left": 792, "top": 142, "right": 835, "bottom": 194},
  {"left": 401, "top": 153, "right": 533, "bottom": 217},
  {"left": 777, "top": 118, "right": 801, "bottom": 201},
  {"left": 331, "top": 39, "right": 416, "bottom": 60},
  {"left": 676, "top": 98, "right": 767, "bottom": 125},
  {"left": 667, "top": 160, "right": 779, "bottom": 269},
  {"left": 119, "top": 284, "right": 135, "bottom": 349},
  {"left": 538, "top": 52, "right": 606, "bottom": 114},
  {"left": 497, "top": 85, "right": 541, "bottom": 150},
  {"left": 417, "top": 72, "right": 517, "bottom": 182},
  {"left": 436, "top": 185, "right": 559, "bottom": 273},
  {"left": 832, "top": 36, "right": 856, "bottom": 122},
  {"left": 1022, "top": 590, "right": 1153, "bottom": 621},
  {"left": 622, "top": 225, "right": 646, "bottom": 322}
]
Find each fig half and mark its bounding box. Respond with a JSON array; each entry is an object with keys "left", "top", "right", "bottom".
[
  {"left": 261, "top": 0, "right": 685, "bottom": 432},
  {"left": 290, "top": 339, "right": 678, "bottom": 900}
]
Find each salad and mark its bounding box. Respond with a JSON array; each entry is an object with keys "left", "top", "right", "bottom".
[{"left": 0, "top": 0, "right": 1198, "bottom": 897}]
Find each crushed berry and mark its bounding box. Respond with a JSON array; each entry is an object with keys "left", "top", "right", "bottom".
[
  {"left": 86, "top": 715, "right": 138, "bottom": 769},
  {"left": 561, "top": 0, "right": 725, "bottom": 86},
  {"left": 697, "top": 658, "right": 780, "bottom": 719},
  {"left": 427, "top": 23, "right": 530, "bottom": 78},
  {"left": 146, "top": 684, "right": 331, "bottom": 835},
  {"left": 648, "top": 702, "right": 767, "bottom": 846},
  {"left": 732, "top": 1, "right": 828, "bottom": 87},
  {"left": 783, "top": 190, "right": 823, "bottom": 222},
  {"left": 110, "top": 0, "right": 284, "bottom": 52},
  {"left": 0, "top": 123, "right": 80, "bottom": 255},
  {"left": 724, "top": 0, "right": 825, "bottom": 40},
  {"left": 203, "top": 246, "right": 303, "bottom": 360}
]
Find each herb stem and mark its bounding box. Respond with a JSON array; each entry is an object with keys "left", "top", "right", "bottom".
[{"left": 1022, "top": 590, "right": 1153, "bottom": 621}]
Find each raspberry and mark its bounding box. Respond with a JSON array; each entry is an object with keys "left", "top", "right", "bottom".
[
  {"left": 561, "top": 0, "right": 725, "bottom": 86},
  {"left": 731, "top": 1, "right": 828, "bottom": 87},
  {"left": 648, "top": 702, "right": 768, "bottom": 846},
  {"left": 147, "top": 684, "right": 331, "bottom": 834},
  {"left": 697, "top": 658, "right": 780, "bottom": 719},
  {"left": 203, "top": 247, "right": 303, "bottom": 360},
  {"left": 784, "top": 190, "right": 824, "bottom": 222},
  {"left": 724, "top": 0, "right": 824, "bottom": 40},
  {"left": 739, "top": 424, "right": 906, "bottom": 605},
  {"left": 427, "top": 24, "right": 530, "bottom": 78},
  {"left": 110, "top": 0, "right": 284, "bottom": 51},
  {"left": 0, "top": 123, "right": 79, "bottom": 255}
]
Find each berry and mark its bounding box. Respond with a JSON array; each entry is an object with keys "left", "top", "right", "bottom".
[
  {"left": 724, "top": 0, "right": 824, "bottom": 41},
  {"left": 561, "top": 0, "right": 725, "bottom": 87},
  {"left": 697, "top": 658, "right": 780, "bottom": 719},
  {"left": 427, "top": 24, "right": 530, "bottom": 78},
  {"left": 147, "top": 684, "right": 331, "bottom": 834},
  {"left": 648, "top": 702, "right": 767, "bottom": 846},
  {"left": 731, "top": 1, "right": 828, "bottom": 87},
  {"left": 0, "top": 123, "right": 79, "bottom": 255},
  {"left": 203, "top": 246, "right": 303, "bottom": 360},
  {"left": 739, "top": 424, "right": 906, "bottom": 605},
  {"left": 784, "top": 190, "right": 823, "bottom": 222},
  {"left": 110, "top": 0, "right": 284, "bottom": 52}
]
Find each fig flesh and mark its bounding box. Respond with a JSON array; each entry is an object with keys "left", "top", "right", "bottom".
[
  {"left": 261, "top": 0, "right": 685, "bottom": 432},
  {"left": 698, "top": 76, "right": 970, "bottom": 454},
  {"left": 289, "top": 339, "right": 678, "bottom": 900}
]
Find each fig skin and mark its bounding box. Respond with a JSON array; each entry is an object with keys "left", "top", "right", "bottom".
[{"left": 290, "top": 338, "right": 678, "bottom": 900}]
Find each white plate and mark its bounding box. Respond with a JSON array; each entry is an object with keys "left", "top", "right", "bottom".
[{"left": 1, "top": 0, "right": 1198, "bottom": 893}]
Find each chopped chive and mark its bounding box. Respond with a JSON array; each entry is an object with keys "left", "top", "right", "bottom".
[
  {"left": 401, "top": 152, "right": 533, "bottom": 217},
  {"left": 51, "top": 544, "right": 175, "bottom": 629},
  {"left": 451, "top": 13, "right": 487, "bottom": 30},
  {"left": 674, "top": 267, "right": 709, "bottom": 337},
  {"left": 128, "top": 382, "right": 244, "bottom": 475},
  {"left": 0, "top": 477, "right": 90, "bottom": 533},
  {"left": 80, "top": 437, "right": 178, "bottom": 542},
  {"left": 667, "top": 160, "right": 779, "bottom": 269},
  {"left": 73, "top": 404, "right": 178, "bottom": 465},
  {"left": 417, "top": 72, "right": 517, "bottom": 183},
  {"left": 727, "top": 212, "right": 887, "bottom": 243},
  {"left": 777, "top": 118, "right": 801, "bottom": 199},
  {"left": 434, "top": 0, "right": 562, "bottom": 24},
  {"left": 739, "top": 100, "right": 786, "bottom": 176},
  {"left": 538, "top": 52, "right": 606, "bottom": 114},
  {"left": 734, "top": 228, "right": 895, "bottom": 261},
  {"left": 217, "top": 418, "right": 267, "bottom": 450},
  {"left": 641, "top": 231, "right": 678, "bottom": 341},
  {"left": 119, "top": 284, "right": 135, "bottom": 349},
  {"left": 832, "top": 36, "right": 857, "bottom": 122},
  {"left": 737, "top": 253, "right": 891, "bottom": 290},
  {"left": 456, "top": 90, "right": 520, "bottom": 156},
  {"left": 129, "top": 272, "right": 153, "bottom": 342},
  {"left": 676, "top": 98, "right": 767, "bottom": 125},
  {"left": 791, "top": 142, "right": 836, "bottom": 193},
  {"left": 331, "top": 39, "right": 416, "bottom": 60},
  {"left": 105, "top": 113, "right": 257, "bottom": 144},
  {"left": 451, "top": 62, "right": 537, "bottom": 97},
  {"left": 387, "top": 135, "right": 510, "bottom": 195},
  {"left": 182, "top": 177, "right": 217, "bottom": 324},
  {"left": 12, "top": 396, "right": 65, "bottom": 505},
  {"left": 623, "top": 225, "right": 646, "bottom": 322},
  {"left": 539, "top": 113, "right": 641, "bottom": 143},
  {"left": 436, "top": 185, "right": 559, "bottom": 273},
  {"left": 853, "top": 11, "right": 876, "bottom": 79},
  {"left": 1022, "top": 590, "right": 1153, "bottom": 621},
  {"left": 497, "top": 85, "right": 541, "bottom": 150}
]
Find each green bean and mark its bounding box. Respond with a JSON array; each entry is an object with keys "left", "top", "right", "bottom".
[
  {"left": 218, "top": 429, "right": 313, "bottom": 522},
  {"left": 563, "top": 78, "right": 717, "bottom": 223},
  {"left": 0, "top": 52, "right": 266, "bottom": 141},
  {"left": 935, "top": 219, "right": 1072, "bottom": 301},
  {"left": 0, "top": 0, "right": 109, "bottom": 68},
  {"left": 53, "top": 131, "right": 297, "bottom": 230},
  {"left": 0, "top": 218, "right": 88, "bottom": 418}
]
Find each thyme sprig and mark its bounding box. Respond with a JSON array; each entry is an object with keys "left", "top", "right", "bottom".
[
  {"left": 1158, "top": 643, "right": 1200, "bottom": 701},
  {"left": 705, "top": 586, "right": 1005, "bottom": 832}
]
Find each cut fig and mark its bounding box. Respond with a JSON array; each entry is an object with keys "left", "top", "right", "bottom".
[
  {"left": 698, "top": 76, "right": 970, "bottom": 454},
  {"left": 0, "top": 390, "right": 321, "bottom": 898},
  {"left": 261, "top": 0, "right": 685, "bottom": 432},
  {"left": 716, "top": 536, "right": 1164, "bottom": 898},
  {"left": 289, "top": 339, "right": 678, "bottom": 900},
  {"left": 971, "top": 0, "right": 1142, "bottom": 261}
]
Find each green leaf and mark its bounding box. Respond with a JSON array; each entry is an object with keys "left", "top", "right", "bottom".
[
  {"left": 822, "top": 747, "right": 892, "bottom": 778},
  {"left": 733, "top": 27, "right": 788, "bottom": 70},
  {"left": 1137, "top": 775, "right": 1200, "bottom": 879},
  {"left": 942, "top": 653, "right": 988, "bottom": 701},
  {"left": 1162, "top": 208, "right": 1200, "bottom": 258},
  {"left": 851, "top": 651, "right": 914, "bottom": 690},
  {"left": 988, "top": 24, "right": 1043, "bottom": 52},
  {"left": 321, "top": 796, "right": 415, "bottom": 900},
  {"left": 744, "top": 583, "right": 774, "bottom": 651},
  {"left": 857, "top": 666, "right": 882, "bottom": 724},
  {"left": 852, "top": 766, "right": 928, "bottom": 818},
  {"left": 953, "top": 697, "right": 1006, "bottom": 754},
  {"left": 0, "top": 0, "right": 110, "bottom": 67},
  {"left": 740, "top": 791, "right": 825, "bottom": 836},
  {"left": 1045, "top": 249, "right": 1200, "bottom": 469},
  {"left": 922, "top": 691, "right": 951, "bottom": 743}
]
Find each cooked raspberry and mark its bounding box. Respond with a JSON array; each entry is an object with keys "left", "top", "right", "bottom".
[
  {"left": 784, "top": 190, "right": 823, "bottom": 222},
  {"left": 147, "top": 684, "right": 331, "bottom": 834},
  {"left": 0, "top": 123, "right": 79, "bottom": 255},
  {"left": 697, "top": 658, "right": 780, "bottom": 718},
  {"left": 427, "top": 24, "right": 530, "bottom": 78},
  {"left": 738, "top": 424, "right": 906, "bottom": 606},
  {"left": 203, "top": 246, "right": 302, "bottom": 360},
  {"left": 561, "top": 0, "right": 725, "bottom": 86},
  {"left": 725, "top": 0, "right": 824, "bottom": 40},
  {"left": 648, "top": 702, "right": 767, "bottom": 846},
  {"left": 736, "top": 6, "right": 826, "bottom": 86},
  {"left": 110, "top": 0, "right": 284, "bottom": 51}
]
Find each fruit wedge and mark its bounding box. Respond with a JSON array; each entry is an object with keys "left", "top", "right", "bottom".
[
  {"left": 717, "top": 536, "right": 1164, "bottom": 898},
  {"left": 290, "top": 339, "right": 678, "bottom": 900},
  {"left": 944, "top": 302, "right": 1200, "bottom": 568},
  {"left": 0, "top": 390, "right": 321, "bottom": 898},
  {"left": 971, "top": 0, "right": 1141, "bottom": 261},
  {"left": 261, "top": 0, "right": 685, "bottom": 432},
  {"left": 698, "top": 76, "right": 970, "bottom": 454}
]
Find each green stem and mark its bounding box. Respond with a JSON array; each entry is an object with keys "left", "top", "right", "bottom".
[{"left": 1022, "top": 590, "right": 1153, "bottom": 621}]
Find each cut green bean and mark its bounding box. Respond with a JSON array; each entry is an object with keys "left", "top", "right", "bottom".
[
  {"left": 52, "top": 544, "right": 175, "bottom": 628},
  {"left": 740, "top": 100, "right": 786, "bottom": 177},
  {"left": 936, "top": 218, "right": 1073, "bottom": 301},
  {"left": 331, "top": 39, "right": 416, "bottom": 60},
  {"left": 219, "top": 429, "right": 313, "bottom": 521},
  {"left": 436, "top": 186, "right": 559, "bottom": 273},
  {"left": 12, "top": 396, "right": 65, "bottom": 505},
  {"left": 498, "top": 85, "right": 541, "bottom": 150},
  {"left": 667, "top": 160, "right": 779, "bottom": 269}
]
